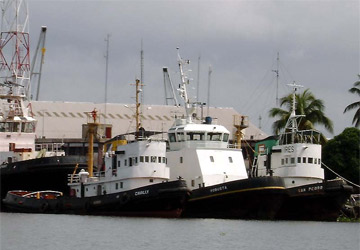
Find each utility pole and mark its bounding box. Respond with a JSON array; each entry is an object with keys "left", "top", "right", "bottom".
[
  {"left": 104, "top": 34, "right": 110, "bottom": 124},
  {"left": 272, "top": 52, "right": 280, "bottom": 106},
  {"left": 207, "top": 65, "right": 212, "bottom": 116}
]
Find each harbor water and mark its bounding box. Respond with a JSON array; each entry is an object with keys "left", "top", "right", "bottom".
[{"left": 0, "top": 212, "right": 359, "bottom": 250}]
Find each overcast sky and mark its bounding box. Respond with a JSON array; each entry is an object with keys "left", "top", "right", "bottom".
[{"left": 24, "top": 0, "right": 359, "bottom": 138}]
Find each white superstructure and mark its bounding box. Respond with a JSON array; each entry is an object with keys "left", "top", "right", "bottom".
[
  {"left": 253, "top": 83, "right": 324, "bottom": 188},
  {"left": 167, "top": 49, "right": 248, "bottom": 190},
  {"left": 69, "top": 138, "right": 169, "bottom": 198}
]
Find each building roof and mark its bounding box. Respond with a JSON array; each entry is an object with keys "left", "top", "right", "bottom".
[{"left": 30, "top": 101, "right": 267, "bottom": 141}]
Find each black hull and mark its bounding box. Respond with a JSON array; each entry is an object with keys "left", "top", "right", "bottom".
[
  {"left": 182, "top": 176, "right": 286, "bottom": 220},
  {"left": 2, "top": 180, "right": 190, "bottom": 218},
  {"left": 0, "top": 155, "right": 87, "bottom": 203},
  {"left": 276, "top": 179, "right": 353, "bottom": 221}
]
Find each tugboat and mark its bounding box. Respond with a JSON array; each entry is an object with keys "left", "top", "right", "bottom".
[
  {"left": 251, "top": 82, "right": 353, "bottom": 221},
  {"left": 3, "top": 80, "right": 190, "bottom": 218},
  {"left": 166, "top": 49, "right": 287, "bottom": 219}
]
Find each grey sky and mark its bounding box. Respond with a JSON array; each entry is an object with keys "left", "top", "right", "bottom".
[{"left": 27, "top": 0, "right": 359, "bottom": 138}]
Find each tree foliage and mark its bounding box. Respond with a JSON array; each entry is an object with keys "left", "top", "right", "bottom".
[
  {"left": 322, "top": 127, "right": 360, "bottom": 185},
  {"left": 269, "top": 88, "right": 333, "bottom": 143},
  {"left": 344, "top": 75, "right": 360, "bottom": 127}
]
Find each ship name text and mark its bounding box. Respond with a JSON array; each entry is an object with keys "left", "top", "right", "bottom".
[
  {"left": 297, "top": 185, "right": 323, "bottom": 193},
  {"left": 135, "top": 190, "right": 149, "bottom": 196},
  {"left": 210, "top": 186, "right": 228, "bottom": 193}
]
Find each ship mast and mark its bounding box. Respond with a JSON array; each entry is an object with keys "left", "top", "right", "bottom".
[
  {"left": 177, "top": 48, "right": 194, "bottom": 123},
  {"left": 131, "top": 78, "right": 143, "bottom": 139},
  {"left": 283, "top": 81, "right": 304, "bottom": 143}
]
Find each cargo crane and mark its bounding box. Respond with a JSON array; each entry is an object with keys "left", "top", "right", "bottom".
[
  {"left": 163, "top": 67, "right": 179, "bottom": 106},
  {"left": 30, "top": 26, "right": 47, "bottom": 100}
]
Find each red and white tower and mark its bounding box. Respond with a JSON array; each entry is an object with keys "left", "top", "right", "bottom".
[{"left": 0, "top": 0, "right": 30, "bottom": 99}]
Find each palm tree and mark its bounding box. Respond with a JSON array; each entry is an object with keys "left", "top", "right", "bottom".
[
  {"left": 344, "top": 75, "right": 360, "bottom": 127},
  {"left": 269, "top": 88, "right": 334, "bottom": 137}
]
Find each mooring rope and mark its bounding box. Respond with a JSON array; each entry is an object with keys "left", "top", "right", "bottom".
[{"left": 322, "top": 162, "right": 360, "bottom": 188}]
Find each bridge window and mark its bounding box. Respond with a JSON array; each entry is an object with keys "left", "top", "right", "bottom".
[
  {"left": 207, "top": 132, "right": 221, "bottom": 141},
  {"left": 169, "top": 133, "right": 176, "bottom": 142},
  {"left": 177, "top": 132, "right": 185, "bottom": 142},
  {"left": 186, "top": 132, "right": 205, "bottom": 141}
]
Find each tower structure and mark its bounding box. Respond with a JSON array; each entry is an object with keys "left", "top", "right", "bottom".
[{"left": 0, "top": 0, "right": 31, "bottom": 99}]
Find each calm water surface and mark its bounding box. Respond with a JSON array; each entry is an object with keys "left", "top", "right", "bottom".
[{"left": 0, "top": 212, "right": 359, "bottom": 250}]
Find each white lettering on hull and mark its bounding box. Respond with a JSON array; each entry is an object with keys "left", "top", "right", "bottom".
[
  {"left": 297, "top": 185, "right": 323, "bottom": 193},
  {"left": 135, "top": 190, "right": 149, "bottom": 196},
  {"left": 210, "top": 186, "right": 228, "bottom": 193}
]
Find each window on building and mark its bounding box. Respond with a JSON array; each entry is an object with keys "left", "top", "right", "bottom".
[
  {"left": 115, "top": 183, "right": 119, "bottom": 190},
  {"left": 297, "top": 157, "right": 301, "bottom": 163},
  {"left": 303, "top": 157, "right": 306, "bottom": 163},
  {"left": 118, "top": 161, "right": 121, "bottom": 168},
  {"left": 308, "top": 158, "right": 313, "bottom": 164},
  {"left": 158, "top": 156, "right": 162, "bottom": 163},
  {"left": 120, "top": 182, "right": 123, "bottom": 188},
  {"left": 129, "top": 158, "right": 133, "bottom": 166},
  {"left": 223, "top": 133, "right": 229, "bottom": 142},
  {"left": 318, "top": 158, "right": 321, "bottom": 165},
  {"left": 281, "top": 159, "right": 284, "bottom": 165},
  {"left": 124, "top": 159, "right": 127, "bottom": 166},
  {"left": 162, "top": 157, "right": 166, "bottom": 163},
  {"left": 291, "top": 157, "right": 295, "bottom": 164},
  {"left": 285, "top": 158, "right": 288, "bottom": 164},
  {"left": 180, "top": 157, "right": 183, "bottom": 163},
  {"left": 314, "top": 158, "right": 317, "bottom": 164},
  {"left": 145, "top": 156, "right": 149, "bottom": 162},
  {"left": 228, "top": 157, "right": 233, "bottom": 163},
  {"left": 210, "top": 156, "right": 214, "bottom": 162},
  {"left": 140, "top": 156, "right": 144, "bottom": 162},
  {"left": 191, "top": 180, "right": 195, "bottom": 187}
]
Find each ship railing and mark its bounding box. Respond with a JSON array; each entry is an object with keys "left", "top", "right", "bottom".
[
  {"left": 279, "top": 129, "right": 321, "bottom": 145},
  {"left": 68, "top": 174, "right": 80, "bottom": 183}
]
